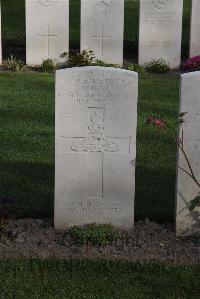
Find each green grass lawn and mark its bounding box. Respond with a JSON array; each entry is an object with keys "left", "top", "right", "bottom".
[
  {"left": 0, "top": 72, "right": 178, "bottom": 221},
  {"left": 0, "top": 1, "right": 198, "bottom": 294},
  {"left": 0, "top": 259, "right": 199, "bottom": 298},
  {"left": 1, "top": 0, "right": 191, "bottom": 59}
]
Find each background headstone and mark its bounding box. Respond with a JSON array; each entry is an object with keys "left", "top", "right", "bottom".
[
  {"left": 55, "top": 67, "right": 138, "bottom": 230},
  {"left": 26, "top": 0, "right": 69, "bottom": 65},
  {"left": 176, "top": 71, "right": 200, "bottom": 236},
  {"left": 81, "top": 0, "right": 124, "bottom": 66},
  {"left": 139, "top": 0, "right": 183, "bottom": 68},
  {"left": 190, "top": 0, "right": 200, "bottom": 58}
]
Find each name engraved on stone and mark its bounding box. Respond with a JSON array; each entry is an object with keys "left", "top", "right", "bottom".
[
  {"left": 143, "top": 14, "right": 177, "bottom": 25},
  {"left": 58, "top": 78, "right": 134, "bottom": 105},
  {"left": 38, "top": 24, "right": 57, "bottom": 58},
  {"left": 146, "top": 40, "right": 170, "bottom": 48},
  {"left": 39, "top": 0, "right": 57, "bottom": 7},
  {"left": 152, "top": 0, "right": 172, "bottom": 9}
]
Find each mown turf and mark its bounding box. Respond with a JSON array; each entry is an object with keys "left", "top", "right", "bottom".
[
  {"left": 0, "top": 73, "right": 55, "bottom": 218},
  {"left": 1, "top": 0, "right": 191, "bottom": 59},
  {"left": 0, "top": 259, "right": 199, "bottom": 298},
  {"left": 0, "top": 72, "right": 179, "bottom": 221}
]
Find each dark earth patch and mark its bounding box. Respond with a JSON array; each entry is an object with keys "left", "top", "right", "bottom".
[{"left": 0, "top": 219, "right": 199, "bottom": 263}]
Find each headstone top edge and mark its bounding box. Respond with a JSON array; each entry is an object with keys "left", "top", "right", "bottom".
[
  {"left": 56, "top": 66, "right": 138, "bottom": 77},
  {"left": 181, "top": 71, "right": 200, "bottom": 79}
]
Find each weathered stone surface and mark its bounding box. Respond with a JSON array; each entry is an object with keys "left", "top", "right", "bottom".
[
  {"left": 176, "top": 71, "right": 200, "bottom": 236},
  {"left": 81, "top": 0, "right": 124, "bottom": 66},
  {"left": 55, "top": 67, "right": 138, "bottom": 230},
  {"left": 26, "top": 0, "right": 69, "bottom": 65},
  {"left": 190, "top": 0, "right": 200, "bottom": 58},
  {"left": 139, "top": 0, "right": 183, "bottom": 68}
]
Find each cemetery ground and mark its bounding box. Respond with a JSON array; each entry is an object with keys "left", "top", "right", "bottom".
[
  {"left": 0, "top": 0, "right": 200, "bottom": 297},
  {"left": 0, "top": 71, "right": 200, "bottom": 297},
  {"left": 0, "top": 260, "right": 199, "bottom": 298}
]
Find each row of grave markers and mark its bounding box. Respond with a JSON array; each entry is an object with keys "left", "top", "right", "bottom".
[
  {"left": 0, "top": 0, "right": 200, "bottom": 66},
  {"left": 55, "top": 65, "right": 200, "bottom": 237}
]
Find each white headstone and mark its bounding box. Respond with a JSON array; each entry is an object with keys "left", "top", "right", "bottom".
[
  {"left": 26, "top": 0, "right": 69, "bottom": 65},
  {"left": 190, "top": 0, "right": 200, "bottom": 58},
  {"left": 55, "top": 67, "right": 138, "bottom": 230},
  {"left": 176, "top": 71, "right": 200, "bottom": 236},
  {"left": 81, "top": 0, "right": 124, "bottom": 66},
  {"left": 0, "top": 2, "right": 2, "bottom": 65},
  {"left": 139, "top": 0, "right": 183, "bottom": 68}
]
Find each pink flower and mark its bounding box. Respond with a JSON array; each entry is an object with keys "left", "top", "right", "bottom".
[{"left": 145, "top": 115, "right": 165, "bottom": 130}]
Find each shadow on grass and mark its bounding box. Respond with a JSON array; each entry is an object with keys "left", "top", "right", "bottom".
[
  {"left": 135, "top": 164, "right": 175, "bottom": 223},
  {"left": 0, "top": 160, "right": 54, "bottom": 218}
]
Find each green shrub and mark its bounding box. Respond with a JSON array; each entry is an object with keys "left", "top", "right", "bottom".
[
  {"left": 61, "top": 50, "right": 120, "bottom": 68},
  {"left": 41, "top": 59, "right": 56, "bottom": 73},
  {"left": 61, "top": 50, "right": 96, "bottom": 67},
  {"left": 145, "top": 58, "right": 170, "bottom": 74},
  {"left": 128, "top": 63, "right": 145, "bottom": 74},
  {"left": 93, "top": 59, "right": 120, "bottom": 68},
  {"left": 7, "top": 55, "right": 25, "bottom": 72},
  {"left": 66, "top": 223, "right": 120, "bottom": 246}
]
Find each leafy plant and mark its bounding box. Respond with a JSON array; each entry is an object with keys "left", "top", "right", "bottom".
[
  {"left": 145, "top": 113, "right": 200, "bottom": 211},
  {"left": 7, "top": 55, "right": 25, "bottom": 72},
  {"left": 189, "top": 194, "right": 200, "bottom": 212},
  {"left": 93, "top": 59, "right": 120, "bottom": 68},
  {"left": 66, "top": 223, "right": 120, "bottom": 246},
  {"left": 145, "top": 58, "right": 170, "bottom": 74},
  {"left": 128, "top": 63, "right": 145, "bottom": 74},
  {"left": 41, "top": 58, "right": 56, "bottom": 73},
  {"left": 182, "top": 56, "right": 200, "bottom": 72},
  {"left": 61, "top": 50, "right": 96, "bottom": 67},
  {"left": 61, "top": 50, "right": 120, "bottom": 68}
]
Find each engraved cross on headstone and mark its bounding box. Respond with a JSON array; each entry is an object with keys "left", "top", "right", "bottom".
[
  {"left": 38, "top": 24, "right": 57, "bottom": 58},
  {"left": 61, "top": 107, "right": 131, "bottom": 200},
  {"left": 92, "top": 26, "right": 112, "bottom": 57}
]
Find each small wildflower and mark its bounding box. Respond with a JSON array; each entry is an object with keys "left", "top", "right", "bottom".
[{"left": 145, "top": 115, "right": 165, "bottom": 130}]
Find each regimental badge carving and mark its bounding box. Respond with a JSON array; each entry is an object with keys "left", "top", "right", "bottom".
[
  {"left": 152, "top": 0, "right": 172, "bottom": 9},
  {"left": 97, "top": 0, "right": 112, "bottom": 10},
  {"left": 38, "top": 0, "right": 57, "bottom": 7},
  {"left": 71, "top": 109, "right": 120, "bottom": 152}
]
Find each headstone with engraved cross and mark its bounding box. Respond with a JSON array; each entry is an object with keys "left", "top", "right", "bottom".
[
  {"left": 26, "top": 0, "right": 69, "bottom": 65},
  {"left": 176, "top": 71, "right": 200, "bottom": 236},
  {"left": 139, "top": 0, "right": 183, "bottom": 68},
  {"left": 55, "top": 67, "right": 138, "bottom": 230},
  {"left": 81, "top": 0, "right": 124, "bottom": 66}
]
